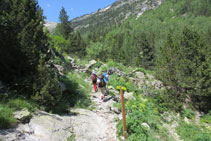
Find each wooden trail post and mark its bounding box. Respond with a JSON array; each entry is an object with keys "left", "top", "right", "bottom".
[{"left": 120, "top": 86, "right": 127, "bottom": 139}]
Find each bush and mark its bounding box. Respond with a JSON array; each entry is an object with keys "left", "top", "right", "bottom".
[
  {"left": 109, "top": 74, "right": 138, "bottom": 92},
  {"left": 181, "top": 108, "right": 195, "bottom": 119},
  {"left": 53, "top": 72, "right": 91, "bottom": 114},
  {"left": 117, "top": 94, "right": 171, "bottom": 140},
  {"left": 0, "top": 105, "right": 16, "bottom": 129},
  {"left": 176, "top": 122, "right": 211, "bottom": 141},
  {"left": 200, "top": 111, "right": 211, "bottom": 124}
]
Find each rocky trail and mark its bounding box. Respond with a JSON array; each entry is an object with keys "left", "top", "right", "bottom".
[
  {"left": 0, "top": 80, "right": 120, "bottom": 141},
  {"left": 70, "top": 89, "right": 119, "bottom": 141}
]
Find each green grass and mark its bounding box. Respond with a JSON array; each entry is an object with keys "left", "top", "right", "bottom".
[
  {"left": 53, "top": 72, "right": 92, "bottom": 114},
  {"left": 200, "top": 111, "right": 211, "bottom": 124},
  {"left": 0, "top": 104, "right": 16, "bottom": 129},
  {"left": 176, "top": 121, "right": 211, "bottom": 141},
  {"left": 7, "top": 99, "right": 36, "bottom": 112}
]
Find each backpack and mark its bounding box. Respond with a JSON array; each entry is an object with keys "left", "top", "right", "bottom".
[
  {"left": 98, "top": 78, "right": 105, "bottom": 87},
  {"left": 103, "top": 73, "right": 108, "bottom": 83},
  {"left": 92, "top": 74, "right": 97, "bottom": 81}
]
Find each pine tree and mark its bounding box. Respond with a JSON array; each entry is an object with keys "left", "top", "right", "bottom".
[
  {"left": 57, "top": 7, "right": 73, "bottom": 39},
  {"left": 139, "top": 33, "right": 154, "bottom": 69},
  {"left": 0, "top": 0, "right": 62, "bottom": 107}
]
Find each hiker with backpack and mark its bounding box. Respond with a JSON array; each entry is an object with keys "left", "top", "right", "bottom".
[
  {"left": 102, "top": 72, "right": 109, "bottom": 86},
  {"left": 98, "top": 73, "right": 107, "bottom": 101},
  {"left": 91, "top": 71, "right": 98, "bottom": 92}
]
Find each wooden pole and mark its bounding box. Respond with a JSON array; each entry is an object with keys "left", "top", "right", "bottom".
[{"left": 120, "top": 86, "right": 127, "bottom": 139}]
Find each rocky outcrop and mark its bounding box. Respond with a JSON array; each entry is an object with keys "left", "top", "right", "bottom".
[
  {"left": 13, "top": 108, "right": 31, "bottom": 123},
  {"left": 107, "top": 67, "right": 125, "bottom": 76},
  {"left": 68, "top": 57, "right": 97, "bottom": 73},
  {"left": 0, "top": 111, "right": 73, "bottom": 141}
]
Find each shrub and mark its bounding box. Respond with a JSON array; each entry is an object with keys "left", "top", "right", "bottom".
[
  {"left": 181, "top": 108, "right": 195, "bottom": 119},
  {"left": 176, "top": 121, "right": 211, "bottom": 141},
  {"left": 200, "top": 111, "right": 211, "bottom": 124},
  {"left": 117, "top": 94, "right": 171, "bottom": 140},
  {"left": 0, "top": 105, "right": 16, "bottom": 129}
]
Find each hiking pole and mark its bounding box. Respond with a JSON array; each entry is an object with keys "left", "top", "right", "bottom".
[{"left": 120, "top": 86, "right": 127, "bottom": 139}]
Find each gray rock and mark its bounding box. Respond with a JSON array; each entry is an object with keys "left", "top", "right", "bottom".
[
  {"left": 184, "top": 117, "right": 190, "bottom": 124},
  {"left": 146, "top": 74, "right": 154, "bottom": 80},
  {"left": 124, "top": 92, "right": 135, "bottom": 100},
  {"left": 54, "top": 64, "right": 64, "bottom": 76},
  {"left": 69, "top": 109, "right": 109, "bottom": 141},
  {"left": 0, "top": 111, "right": 73, "bottom": 141},
  {"left": 13, "top": 108, "right": 31, "bottom": 122},
  {"left": 141, "top": 123, "right": 150, "bottom": 131},
  {"left": 135, "top": 71, "right": 145, "bottom": 80},
  {"left": 85, "top": 60, "right": 96, "bottom": 69}
]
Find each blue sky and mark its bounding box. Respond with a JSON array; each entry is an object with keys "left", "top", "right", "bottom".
[{"left": 37, "top": 0, "right": 117, "bottom": 22}]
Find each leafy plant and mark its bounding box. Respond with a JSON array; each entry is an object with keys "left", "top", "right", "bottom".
[
  {"left": 176, "top": 121, "right": 211, "bottom": 141},
  {"left": 181, "top": 108, "right": 195, "bottom": 119},
  {"left": 0, "top": 105, "right": 16, "bottom": 129}
]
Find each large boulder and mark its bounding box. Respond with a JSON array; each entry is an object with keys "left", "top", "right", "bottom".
[
  {"left": 135, "top": 71, "right": 145, "bottom": 80},
  {"left": 86, "top": 60, "right": 97, "bottom": 69}
]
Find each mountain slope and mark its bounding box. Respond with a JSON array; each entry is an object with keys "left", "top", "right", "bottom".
[
  {"left": 44, "top": 21, "right": 57, "bottom": 32},
  {"left": 71, "top": 0, "right": 163, "bottom": 33}
]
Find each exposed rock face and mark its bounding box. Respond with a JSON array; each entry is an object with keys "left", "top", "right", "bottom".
[
  {"left": 107, "top": 67, "right": 124, "bottom": 76},
  {"left": 71, "top": 0, "right": 163, "bottom": 32},
  {"left": 0, "top": 111, "right": 73, "bottom": 141},
  {"left": 13, "top": 108, "right": 31, "bottom": 123},
  {"left": 44, "top": 21, "right": 57, "bottom": 32}
]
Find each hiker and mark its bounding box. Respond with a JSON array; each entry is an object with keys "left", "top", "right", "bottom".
[
  {"left": 98, "top": 73, "right": 107, "bottom": 101},
  {"left": 91, "top": 71, "right": 97, "bottom": 92},
  {"left": 102, "top": 72, "right": 109, "bottom": 86}
]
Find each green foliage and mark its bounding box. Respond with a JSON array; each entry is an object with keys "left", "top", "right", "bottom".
[
  {"left": 67, "top": 134, "right": 76, "bottom": 141},
  {"left": 50, "top": 35, "right": 69, "bottom": 53},
  {"left": 0, "top": 105, "right": 16, "bottom": 129},
  {"left": 156, "top": 27, "right": 211, "bottom": 111},
  {"left": 109, "top": 74, "right": 137, "bottom": 92},
  {"left": 86, "top": 42, "right": 104, "bottom": 60},
  {"left": 181, "top": 108, "right": 195, "bottom": 119},
  {"left": 200, "top": 111, "right": 211, "bottom": 124},
  {"left": 53, "top": 72, "right": 91, "bottom": 114},
  {"left": 56, "top": 7, "right": 73, "bottom": 39},
  {"left": 117, "top": 94, "right": 172, "bottom": 140},
  {"left": 32, "top": 58, "right": 62, "bottom": 110},
  {"left": 176, "top": 121, "right": 211, "bottom": 141},
  {"left": 7, "top": 99, "right": 35, "bottom": 112}
]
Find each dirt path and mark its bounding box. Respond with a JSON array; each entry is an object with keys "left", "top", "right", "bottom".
[{"left": 69, "top": 84, "right": 119, "bottom": 141}]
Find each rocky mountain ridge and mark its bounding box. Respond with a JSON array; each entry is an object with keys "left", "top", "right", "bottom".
[{"left": 71, "top": 0, "right": 163, "bottom": 33}]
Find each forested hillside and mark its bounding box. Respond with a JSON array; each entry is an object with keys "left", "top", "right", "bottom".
[{"left": 82, "top": 0, "right": 211, "bottom": 112}]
